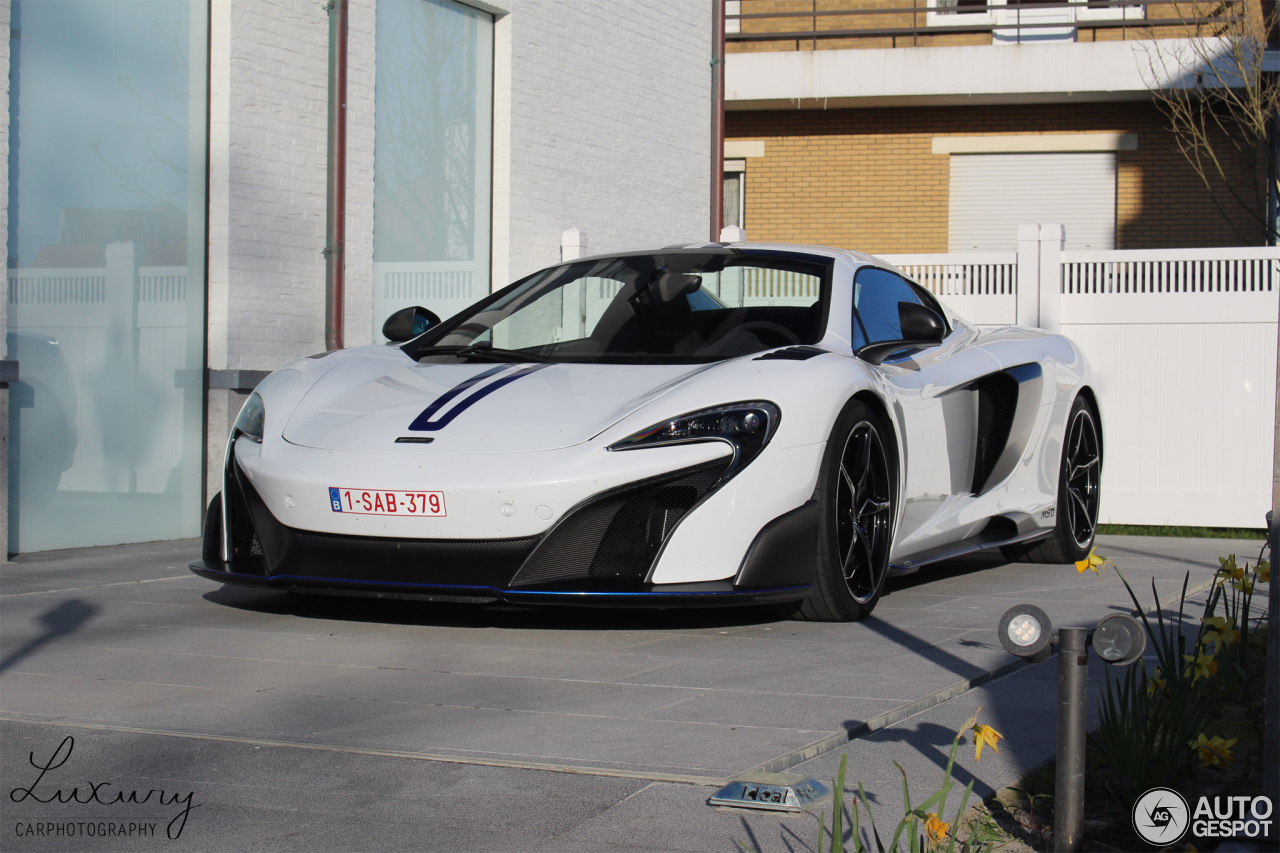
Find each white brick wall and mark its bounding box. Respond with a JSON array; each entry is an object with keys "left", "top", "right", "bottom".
[
  {"left": 209, "top": 0, "right": 330, "bottom": 373},
  {"left": 502, "top": 0, "right": 713, "bottom": 280},
  {"left": 344, "top": 0, "right": 376, "bottom": 349}
]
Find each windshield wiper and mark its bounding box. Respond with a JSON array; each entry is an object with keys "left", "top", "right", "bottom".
[{"left": 421, "top": 342, "right": 547, "bottom": 362}]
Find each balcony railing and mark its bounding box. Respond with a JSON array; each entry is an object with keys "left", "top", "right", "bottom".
[{"left": 726, "top": 0, "right": 1249, "bottom": 49}]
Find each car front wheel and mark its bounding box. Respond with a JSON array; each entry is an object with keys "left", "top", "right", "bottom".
[{"left": 788, "top": 399, "right": 897, "bottom": 622}]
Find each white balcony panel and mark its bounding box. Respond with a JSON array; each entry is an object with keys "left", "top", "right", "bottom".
[{"left": 726, "top": 39, "right": 1231, "bottom": 108}]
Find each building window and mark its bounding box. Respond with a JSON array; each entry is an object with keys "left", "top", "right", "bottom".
[
  {"left": 6, "top": 0, "right": 209, "bottom": 552},
  {"left": 724, "top": 160, "right": 746, "bottom": 232},
  {"left": 373, "top": 0, "right": 494, "bottom": 339},
  {"left": 935, "top": 0, "right": 992, "bottom": 13}
]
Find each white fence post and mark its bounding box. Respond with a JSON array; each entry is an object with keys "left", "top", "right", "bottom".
[
  {"left": 1038, "top": 222, "right": 1064, "bottom": 331},
  {"left": 560, "top": 228, "right": 588, "bottom": 262},
  {"left": 1016, "top": 222, "right": 1041, "bottom": 328}
]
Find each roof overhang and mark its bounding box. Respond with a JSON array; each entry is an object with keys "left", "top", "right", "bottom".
[{"left": 726, "top": 38, "right": 1237, "bottom": 110}]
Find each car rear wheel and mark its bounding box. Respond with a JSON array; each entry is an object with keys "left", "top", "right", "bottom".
[
  {"left": 1003, "top": 394, "right": 1102, "bottom": 564},
  {"left": 787, "top": 400, "right": 896, "bottom": 622}
]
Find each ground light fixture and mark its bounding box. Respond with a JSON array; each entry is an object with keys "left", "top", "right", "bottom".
[
  {"left": 995, "top": 605, "right": 1147, "bottom": 853},
  {"left": 997, "top": 603, "right": 1053, "bottom": 662},
  {"left": 1090, "top": 612, "right": 1147, "bottom": 666}
]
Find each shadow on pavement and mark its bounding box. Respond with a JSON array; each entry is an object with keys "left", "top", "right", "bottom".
[{"left": 0, "top": 598, "right": 99, "bottom": 672}]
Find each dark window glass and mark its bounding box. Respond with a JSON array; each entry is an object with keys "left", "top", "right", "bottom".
[
  {"left": 851, "top": 267, "right": 926, "bottom": 350},
  {"left": 416, "top": 252, "right": 831, "bottom": 364}
]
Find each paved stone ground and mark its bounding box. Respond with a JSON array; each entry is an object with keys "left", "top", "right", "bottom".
[{"left": 0, "top": 534, "right": 1265, "bottom": 851}]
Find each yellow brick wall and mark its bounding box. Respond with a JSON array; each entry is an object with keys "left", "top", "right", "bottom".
[{"left": 727, "top": 102, "right": 1267, "bottom": 252}]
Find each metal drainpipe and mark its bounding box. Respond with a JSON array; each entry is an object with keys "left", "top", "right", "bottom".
[
  {"left": 324, "top": 0, "right": 348, "bottom": 351},
  {"left": 710, "top": 0, "right": 725, "bottom": 242}
]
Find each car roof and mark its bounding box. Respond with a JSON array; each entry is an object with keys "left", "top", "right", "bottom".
[{"left": 570, "top": 241, "right": 894, "bottom": 273}]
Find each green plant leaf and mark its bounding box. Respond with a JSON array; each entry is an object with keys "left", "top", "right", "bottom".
[{"left": 833, "top": 754, "right": 847, "bottom": 853}]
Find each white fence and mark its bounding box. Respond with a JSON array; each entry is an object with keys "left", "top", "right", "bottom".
[{"left": 883, "top": 224, "right": 1279, "bottom": 529}]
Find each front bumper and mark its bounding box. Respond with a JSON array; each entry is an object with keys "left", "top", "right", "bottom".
[{"left": 191, "top": 444, "right": 820, "bottom": 608}]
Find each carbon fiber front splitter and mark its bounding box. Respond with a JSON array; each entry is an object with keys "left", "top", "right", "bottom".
[{"left": 188, "top": 558, "right": 811, "bottom": 609}]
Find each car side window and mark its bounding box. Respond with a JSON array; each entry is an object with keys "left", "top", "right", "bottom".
[{"left": 851, "top": 267, "right": 927, "bottom": 350}]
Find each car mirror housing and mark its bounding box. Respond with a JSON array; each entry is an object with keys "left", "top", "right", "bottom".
[
  {"left": 898, "top": 302, "right": 946, "bottom": 343},
  {"left": 856, "top": 302, "right": 947, "bottom": 365},
  {"left": 382, "top": 306, "right": 441, "bottom": 342}
]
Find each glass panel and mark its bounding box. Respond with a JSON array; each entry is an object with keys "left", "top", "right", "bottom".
[
  {"left": 373, "top": 0, "right": 493, "bottom": 339},
  {"left": 852, "top": 268, "right": 925, "bottom": 348},
  {"left": 423, "top": 254, "right": 829, "bottom": 363},
  {"left": 6, "top": 0, "right": 207, "bottom": 552}
]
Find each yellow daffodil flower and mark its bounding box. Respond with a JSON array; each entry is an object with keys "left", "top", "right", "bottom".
[
  {"left": 1075, "top": 548, "right": 1109, "bottom": 577},
  {"left": 1258, "top": 560, "right": 1270, "bottom": 584},
  {"left": 1183, "top": 652, "right": 1218, "bottom": 683},
  {"left": 1189, "top": 733, "right": 1236, "bottom": 767},
  {"left": 925, "top": 812, "right": 950, "bottom": 849},
  {"left": 1201, "top": 616, "right": 1239, "bottom": 651},
  {"left": 1231, "top": 575, "right": 1255, "bottom": 594},
  {"left": 1146, "top": 668, "right": 1166, "bottom": 697},
  {"left": 969, "top": 709, "right": 1005, "bottom": 761},
  {"left": 1216, "top": 555, "right": 1244, "bottom": 583}
]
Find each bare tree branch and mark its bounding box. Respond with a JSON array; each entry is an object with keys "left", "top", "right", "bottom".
[{"left": 1137, "top": 0, "right": 1280, "bottom": 243}]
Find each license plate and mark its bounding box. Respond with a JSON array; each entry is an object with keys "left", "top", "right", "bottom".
[{"left": 329, "top": 487, "right": 446, "bottom": 517}]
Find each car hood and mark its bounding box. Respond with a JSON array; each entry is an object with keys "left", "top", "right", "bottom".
[{"left": 282, "top": 357, "right": 720, "bottom": 453}]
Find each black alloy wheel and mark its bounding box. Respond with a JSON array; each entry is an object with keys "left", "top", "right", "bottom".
[
  {"left": 788, "top": 399, "right": 897, "bottom": 622},
  {"left": 837, "top": 419, "right": 894, "bottom": 604},
  {"left": 1062, "top": 402, "right": 1102, "bottom": 552}
]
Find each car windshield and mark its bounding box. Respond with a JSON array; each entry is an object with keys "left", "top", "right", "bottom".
[{"left": 414, "top": 250, "right": 831, "bottom": 364}]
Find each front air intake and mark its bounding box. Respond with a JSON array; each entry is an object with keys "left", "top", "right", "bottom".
[{"left": 509, "top": 460, "right": 730, "bottom": 587}]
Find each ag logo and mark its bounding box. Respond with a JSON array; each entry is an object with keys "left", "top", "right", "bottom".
[{"left": 1133, "top": 787, "right": 1190, "bottom": 845}]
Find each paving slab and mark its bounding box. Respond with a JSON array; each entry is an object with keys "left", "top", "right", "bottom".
[{"left": 1, "top": 533, "right": 1265, "bottom": 851}]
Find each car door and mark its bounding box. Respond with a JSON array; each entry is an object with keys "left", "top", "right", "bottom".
[{"left": 852, "top": 267, "right": 1001, "bottom": 555}]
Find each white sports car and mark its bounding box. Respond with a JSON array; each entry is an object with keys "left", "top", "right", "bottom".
[{"left": 191, "top": 243, "right": 1102, "bottom": 621}]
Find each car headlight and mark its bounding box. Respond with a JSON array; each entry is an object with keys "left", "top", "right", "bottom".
[
  {"left": 232, "top": 392, "right": 266, "bottom": 443},
  {"left": 609, "top": 401, "right": 780, "bottom": 477}
]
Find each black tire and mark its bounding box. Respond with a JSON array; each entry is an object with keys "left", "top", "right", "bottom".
[
  {"left": 1003, "top": 395, "right": 1102, "bottom": 564},
  {"left": 786, "top": 399, "right": 897, "bottom": 622}
]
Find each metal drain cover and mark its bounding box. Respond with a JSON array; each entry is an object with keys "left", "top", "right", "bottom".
[{"left": 709, "top": 776, "right": 829, "bottom": 812}]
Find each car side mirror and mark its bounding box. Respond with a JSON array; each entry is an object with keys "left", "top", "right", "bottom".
[
  {"left": 898, "top": 302, "right": 946, "bottom": 344},
  {"left": 856, "top": 302, "right": 947, "bottom": 365},
  {"left": 382, "top": 306, "right": 441, "bottom": 342}
]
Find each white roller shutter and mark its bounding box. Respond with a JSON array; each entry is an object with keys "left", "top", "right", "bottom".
[{"left": 947, "top": 152, "right": 1116, "bottom": 251}]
